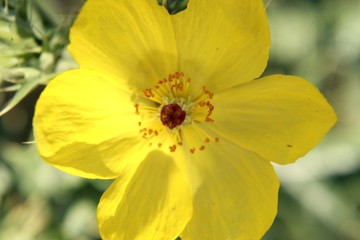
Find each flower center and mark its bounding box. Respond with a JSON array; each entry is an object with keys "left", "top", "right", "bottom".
[
  {"left": 160, "top": 103, "right": 186, "bottom": 129},
  {"left": 134, "top": 71, "right": 219, "bottom": 153}
]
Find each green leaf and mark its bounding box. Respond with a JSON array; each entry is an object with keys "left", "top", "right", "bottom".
[
  {"left": 26, "top": 0, "right": 46, "bottom": 42},
  {"left": 157, "top": 0, "right": 189, "bottom": 15},
  {"left": 0, "top": 68, "right": 44, "bottom": 116}
]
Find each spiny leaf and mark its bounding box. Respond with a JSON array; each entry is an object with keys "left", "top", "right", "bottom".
[{"left": 0, "top": 67, "right": 48, "bottom": 116}]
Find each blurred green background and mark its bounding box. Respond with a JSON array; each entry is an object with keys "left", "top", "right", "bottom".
[{"left": 1, "top": 0, "right": 359, "bottom": 239}]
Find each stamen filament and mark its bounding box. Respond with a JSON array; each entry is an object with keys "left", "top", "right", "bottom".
[{"left": 134, "top": 71, "right": 217, "bottom": 153}]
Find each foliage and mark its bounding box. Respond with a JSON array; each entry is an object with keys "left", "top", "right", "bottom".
[{"left": 0, "top": 0, "right": 79, "bottom": 117}]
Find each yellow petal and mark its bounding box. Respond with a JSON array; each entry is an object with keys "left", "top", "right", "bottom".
[
  {"left": 171, "top": 0, "right": 270, "bottom": 93},
  {"left": 179, "top": 139, "right": 279, "bottom": 239},
  {"left": 68, "top": 0, "right": 178, "bottom": 90},
  {"left": 97, "top": 150, "right": 192, "bottom": 240},
  {"left": 211, "top": 74, "right": 337, "bottom": 164},
  {"left": 33, "top": 69, "right": 147, "bottom": 178}
]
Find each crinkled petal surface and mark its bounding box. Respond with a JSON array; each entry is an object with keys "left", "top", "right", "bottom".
[
  {"left": 33, "top": 69, "right": 148, "bottom": 178},
  {"left": 68, "top": 0, "right": 178, "bottom": 89},
  {"left": 171, "top": 0, "right": 270, "bottom": 93},
  {"left": 178, "top": 134, "right": 279, "bottom": 240},
  {"left": 97, "top": 150, "right": 192, "bottom": 240},
  {"left": 211, "top": 75, "right": 337, "bottom": 164},
  {"left": 69, "top": 0, "right": 269, "bottom": 92}
]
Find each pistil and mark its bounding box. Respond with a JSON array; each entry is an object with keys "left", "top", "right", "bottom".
[
  {"left": 160, "top": 103, "right": 186, "bottom": 129},
  {"left": 134, "top": 71, "right": 219, "bottom": 153}
]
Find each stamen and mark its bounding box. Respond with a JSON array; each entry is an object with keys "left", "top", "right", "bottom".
[
  {"left": 134, "top": 104, "right": 139, "bottom": 115},
  {"left": 134, "top": 71, "right": 218, "bottom": 153},
  {"left": 169, "top": 145, "right": 177, "bottom": 152}
]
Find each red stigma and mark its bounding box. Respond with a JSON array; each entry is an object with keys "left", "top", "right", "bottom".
[{"left": 160, "top": 103, "right": 186, "bottom": 129}]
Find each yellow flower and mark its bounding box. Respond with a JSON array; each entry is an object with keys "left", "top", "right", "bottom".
[{"left": 33, "top": 0, "right": 337, "bottom": 239}]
